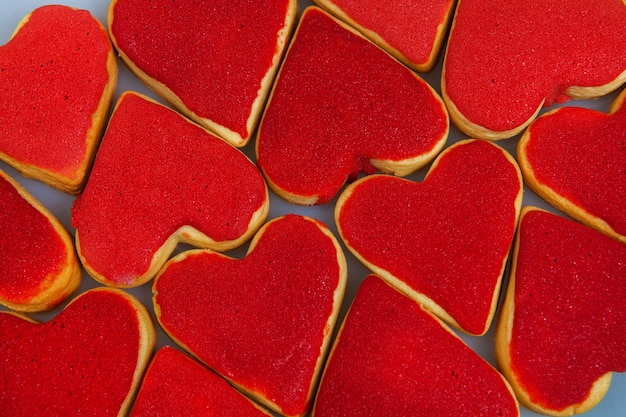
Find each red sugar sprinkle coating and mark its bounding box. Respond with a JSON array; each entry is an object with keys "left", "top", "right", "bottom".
[
  {"left": 71, "top": 92, "right": 267, "bottom": 285},
  {"left": 522, "top": 104, "right": 626, "bottom": 237},
  {"left": 110, "top": 0, "right": 293, "bottom": 140},
  {"left": 0, "top": 174, "right": 65, "bottom": 302},
  {"left": 318, "top": 0, "right": 453, "bottom": 68},
  {"left": 337, "top": 140, "right": 521, "bottom": 335},
  {"left": 0, "top": 5, "right": 112, "bottom": 177},
  {"left": 131, "top": 347, "right": 270, "bottom": 416},
  {"left": 444, "top": 0, "right": 626, "bottom": 132},
  {"left": 314, "top": 275, "right": 519, "bottom": 416},
  {"left": 0, "top": 289, "right": 143, "bottom": 416},
  {"left": 257, "top": 7, "right": 448, "bottom": 204},
  {"left": 509, "top": 210, "right": 626, "bottom": 411},
  {"left": 154, "top": 215, "right": 343, "bottom": 417}
]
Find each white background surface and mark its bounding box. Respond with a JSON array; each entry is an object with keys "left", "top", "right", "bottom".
[{"left": 1, "top": 1, "right": 624, "bottom": 416}]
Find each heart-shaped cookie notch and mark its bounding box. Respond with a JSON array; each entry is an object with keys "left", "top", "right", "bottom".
[
  {"left": 442, "top": 0, "right": 626, "bottom": 140},
  {"left": 0, "top": 5, "right": 117, "bottom": 193},
  {"left": 518, "top": 88, "right": 626, "bottom": 244},
  {"left": 256, "top": 7, "right": 448, "bottom": 205},
  {"left": 336, "top": 139, "right": 523, "bottom": 335},
  {"left": 153, "top": 214, "right": 347, "bottom": 417},
  {"left": 71, "top": 92, "right": 269, "bottom": 288},
  {"left": 0, "top": 288, "right": 156, "bottom": 417}
]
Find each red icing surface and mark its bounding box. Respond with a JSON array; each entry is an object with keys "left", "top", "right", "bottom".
[
  {"left": 71, "top": 92, "right": 267, "bottom": 285},
  {"left": 314, "top": 275, "right": 519, "bottom": 416},
  {"left": 523, "top": 104, "right": 626, "bottom": 236},
  {"left": 0, "top": 5, "right": 112, "bottom": 177},
  {"left": 110, "top": 0, "right": 292, "bottom": 140},
  {"left": 131, "top": 346, "right": 269, "bottom": 416},
  {"left": 256, "top": 8, "right": 448, "bottom": 204},
  {"left": 154, "top": 215, "right": 343, "bottom": 416},
  {"left": 444, "top": 0, "right": 626, "bottom": 132},
  {"left": 337, "top": 140, "right": 521, "bottom": 335},
  {"left": 323, "top": 0, "right": 453, "bottom": 66},
  {"left": 0, "top": 175, "right": 66, "bottom": 302},
  {"left": 0, "top": 289, "right": 143, "bottom": 416},
  {"left": 509, "top": 210, "right": 626, "bottom": 410}
]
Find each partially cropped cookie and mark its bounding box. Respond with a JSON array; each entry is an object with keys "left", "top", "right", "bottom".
[
  {"left": 518, "top": 88, "right": 626, "bottom": 244},
  {"left": 313, "top": 0, "right": 455, "bottom": 72},
  {"left": 442, "top": 0, "right": 626, "bottom": 140},
  {"left": 256, "top": 7, "right": 448, "bottom": 205},
  {"left": 0, "top": 169, "right": 80, "bottom": 313},
  {"left": 0, "top": 288, "right": 156, "bottom": 417},
  {"left": 0, "top": 5, "right": 117, "bottom": 193},
  {"left": 335, "top": 139, "right": 523, "bottom": 335},
  {"left": 313, "top": 275, "right": 520, "bottom": 416},
  {"left": 153, "top": 215, "right": 347, "bottom": 417},
  {"left": 108, "top": 0, "right": 297, "bottom": 147},
  {"left": 131, "top": 346, "right": 272, "bottom": 416},
  {"left": 496, "top": 207, "right": 626, "bottom": 416},
  {"left": 71, "top": 92, "right": 269, "bottom": 287}
]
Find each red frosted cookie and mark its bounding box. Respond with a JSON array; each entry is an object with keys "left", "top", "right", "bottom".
[
  {"left": 0, "top": 287, "right": 156, "bottom": 417},
  {"left": 518, "top": 88, "right": 626, "bottom": 244},
  {"left": 71, "top": 92, "right": 269, "bottom": 288},
  {"left": 312, "top": 0, "right": 455, "bottom": 71},
  {"left": 335, "top": 139, "right": 523, "bottom": 335},
  {"left": 442, "top": 0, "right": 626, "bottom": 140},
  {"left": 131, "top": 346, "right": 271, "bottom": 417},
  {"left": 108, "top": 0, "right": 297, "bottom": 147},
  {"left": 0, "top": 5, "right": 117, "bottom": 193},
  {"left": 313, "top": 275, "right": 520, "bottom": 417},
  {"left": 256, "top": 7, "right": 448, "bottom": 206},
  {"left": 495, "top": 207, "right": 626, "bottom": 416},
  {"left": 0, "top": 169, "right": 80, "bottom": 313},
  {"left": 153, "top": 215, "right": 347, "bottom": 417}
]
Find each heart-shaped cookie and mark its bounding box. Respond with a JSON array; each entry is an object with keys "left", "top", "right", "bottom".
[
  {"left": 518, "top": 88, "right": 626, "bottom": 244},
  {"left": 131, "top": 346, "right": 272, "bottom": 416},
  {"left": 71, "top": 92, "right": 269, "bottom": 288},
  {"left": 442, "top": 0, "right": 626, "bottom": 140},
  {"left": 0, "top": 169, "right": 80, "bottom": 312},
  {"left": 0, "top": 5, "right": 117, "bottom": 193},
  {"left": 335, "top": 139, "right": 523, "bottom": 335},
  {"left": 108, "top": 0, "right": 297, "bottom": 147},
  {"left": 153, "top": 214, "right": 347, "bottom": 417},
  {"left": 495, "top": 207, "right": 626, "bottom": 416},
  {"left": 313, "top": 275, "right": 520, "bottom": 416},
  {"left": 0, "top": 287, "right": 156, "bottom": 417},
  {"left": 312, "top": 0, "right": 455, "bottom": 71},
  {"left": 256, "top": 7, "right": 448, "bottom": 206}
]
